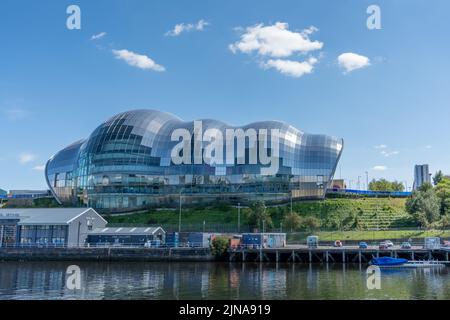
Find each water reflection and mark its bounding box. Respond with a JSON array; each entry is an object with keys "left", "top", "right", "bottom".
[{"left": 0, "top": 262, "right": 449, "bottom": 300}]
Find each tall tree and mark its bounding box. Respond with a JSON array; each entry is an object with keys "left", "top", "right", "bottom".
[
  {"left": 247, "top": 201, "right": 272, "bottom": 231},
  {"left": 435, "top": 177, "right": 450, "bottom": 214},
  {"left": 406, "top": 183, "right": 440, "bottom": 228},
  {"left": 433, "top": 170, "right": 444, "bottom": 186},
  {"left": 369, "top": 178, "right": 405, "bottom": 192},
  {"left": 283, "top": 212, "right": 302, "bottom": 232},
  {"left": 300, "top": 216, "right": 321, "bottom": 232}
]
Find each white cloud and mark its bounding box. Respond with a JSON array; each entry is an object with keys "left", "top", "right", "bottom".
[
  {"left": 19, "top": 153, "right": 36, "bottom": 164},
  {"left": 262, "top": 57, "right": 318, "bottom": 78},
  {"left": 374, "top": 144, "right": 387, "bottom": 149},
  {"left": 229, "top": 22, "right": 323, "bottom": 58},
  {"left": 196, "top": 19, "right": 209, "bottom": 31},
  {"left": 3, "top": 108, "right": 28, "bottom": 121},
  {"left": 33, "top": 165, "right": 45, "bottom": 171},
  {"left": 381, "top": 150, "right": 399, "bottom": 157},
  {"left": 166, "top": 19, "right": 209, "bottom": 37},
  {"left": 91, "top": 32, "right": 107, "bottom": 40},
  {"left": 112, "top": 49, "right": 165, "bottom": 72},
  {"left": 373, "top": 165, "right": 388, "bottom": 171},
  {"left": 337, "top": 52, "right": 370, "bottom": 73}
]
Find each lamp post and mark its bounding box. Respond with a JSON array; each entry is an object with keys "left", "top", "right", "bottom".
[
  {"left": 77, "top": 221, "right": 81, "bottom": 247},
  {"left": 178, "top": 189, "right": 182, "bottom": 233},
  {"left": 365, "top": 171, "right": 369, "bottom": 191},
  {"left": 237, "top": 202, "right": 241, "bottom": 233},
  {"left": 290, "top": 193, "right": 293, "bottom": 214},
  {"left": 403, "top": 181, "right": 408, "bottom": 192}
]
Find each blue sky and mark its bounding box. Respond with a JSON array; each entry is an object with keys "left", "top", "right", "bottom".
[{"left": 1, "top": 0, "right": 450, "bottom": 191}]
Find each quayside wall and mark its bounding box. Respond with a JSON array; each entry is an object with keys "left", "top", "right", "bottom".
[{"left": 0, "top": 247, "right": 214, "bottom": 262}]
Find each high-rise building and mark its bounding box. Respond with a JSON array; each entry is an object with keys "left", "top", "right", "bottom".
[{"left": 413, "top": 164, "right": 431, "bottom": 190}]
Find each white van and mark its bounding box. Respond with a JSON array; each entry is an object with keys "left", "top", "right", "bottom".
[
  {"left": 424, "top": 237, "right": 441, "bottom": 250},
  {"left": 307, "top": 235, "right": 319, "bottom": 249}
]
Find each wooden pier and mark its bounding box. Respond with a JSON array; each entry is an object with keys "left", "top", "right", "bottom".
[{"left": 228, "top": 245, "right": 450, "bottom": 263}]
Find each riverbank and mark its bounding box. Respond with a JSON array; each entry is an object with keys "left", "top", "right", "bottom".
[
  {"left": 0, "top": 247, "right": 214, "bottom": 262},
  {"left": 287, "top": 229, "right": 450, "bottom": 242},
  {"left": 2, "top": 246, "right": 450, "bottom": 263}
]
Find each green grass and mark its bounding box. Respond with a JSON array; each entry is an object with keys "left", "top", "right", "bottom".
[
  {"left": 105, "top": 197, "right": 416, "bottom": 232},
  {"left": 105, "top": 206, "right": 245, "bottom": 226},
  {"left": 287, "top": 229, "right": 450, "bottom": 242}
]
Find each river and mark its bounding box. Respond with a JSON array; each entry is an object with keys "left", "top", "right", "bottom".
[{"left": 0, "top": 261, "right": 449, "bottom": 300}]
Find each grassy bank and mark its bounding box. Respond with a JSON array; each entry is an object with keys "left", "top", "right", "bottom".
[
  {"left": 287, "top": 229, "right": 450, "bottom": 243},
  {"left": 105, "top": 197, "right": 415, "bottom": 231}
]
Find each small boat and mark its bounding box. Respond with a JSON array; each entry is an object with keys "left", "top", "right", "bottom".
[
  {"left": 370, "top": 257, "right": 408, "bottom": 266},
  {"left": 370, "top": 257, "right": 445, "bottom": 268}
]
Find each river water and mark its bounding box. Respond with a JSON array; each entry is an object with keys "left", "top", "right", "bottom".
[{"left": 0, "top": 261, "right": 449, "bottom": 300}]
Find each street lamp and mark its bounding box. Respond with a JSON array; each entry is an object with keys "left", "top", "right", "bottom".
[
  {"left": 178, "top": 189, "right": 183, "bottom": 233},
  {"left": 237, "top": 202, "right": 241, "bottom": 233},
  {"left": 365, "top": 171, "right": 369, "bottom": 191},
  {"left": 290, "top": 193, "right": 293, "bottom": 214}
]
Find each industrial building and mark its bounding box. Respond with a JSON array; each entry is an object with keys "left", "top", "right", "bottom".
[
  {"left": 86, "top": 226, "right": 165, "bottom": 247},
  {"left": 46, "top": 109, "right": 343, "bottom": 212},
  {"left": 0, "top": 208, "right": 106, "bottom": 247}
]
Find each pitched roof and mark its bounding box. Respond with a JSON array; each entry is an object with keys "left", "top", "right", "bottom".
[
  {"left": 89, "top": 227, "right": 164, "bottom": 235},
  {"left": 0, "top": 208, "right": 106, "bottom": 225}
]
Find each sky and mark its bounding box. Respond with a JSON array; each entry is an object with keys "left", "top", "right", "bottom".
[{"left": 1, "top": 0, "right": 450, "bottom": 191}]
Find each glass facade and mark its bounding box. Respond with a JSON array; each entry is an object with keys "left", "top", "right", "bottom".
[
  {"left": 19, "top": 225, "right": 68, "bottom": 246},
  {"left": 46, "top": 109, "right": 343, "bottom": 212}
]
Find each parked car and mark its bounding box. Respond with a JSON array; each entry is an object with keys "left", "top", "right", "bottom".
[
  {"left": 384, "top": 240, "right": 394, "bottom": 248},
  {"left": 442, "top": 240, "right": 450, "bottom": 247},
  {"left": 334, "top": 240, "right": 343, "bottom": 247},
  {"left": 401, "top": 242, "right": 412, "bottom": 249},
  {"left": 359, "top": 242, "right": 368, "bottom": 249},
  {"left": 379, "top": 241, "right": 393, "bottom": 250}
]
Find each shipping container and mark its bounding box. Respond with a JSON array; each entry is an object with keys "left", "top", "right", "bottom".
[
  {"left": 242, "top": 233, "right": 286, "bottom": 249},
  {"left": 165, "top": 232, "right": 180, "bottom": 248},
  {"left": 188, "top": 232, "right": 213, "bottom": 248}
]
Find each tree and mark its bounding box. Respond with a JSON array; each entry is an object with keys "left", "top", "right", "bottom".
[
  {"left": 369, "top": 179, "right": 405, "bottom": 192},
  {"left": 406, "top": 183, "right": 440, "bottom": 228},
  {"left": 300, "top": 216, "right": 321, "bottom": 232},
  {"left": 435, "top": 177, "right": 450, "bottom": 214},
  {"left": 283, "top": 212, "right": 302, "bottom": 232},
  {"left": 210, "top": 237, "right": 229, "bottom": 259},
  {"left": 433, "top": 171, "right": 444, "bottom": 186},
  {"left": 438, "top": 215, "right": 450, "bottom": 230},
  {"left": 247, "top": 201, "right": 272, "bottom": 231}
]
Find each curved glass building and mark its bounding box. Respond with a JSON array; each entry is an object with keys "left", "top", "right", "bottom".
[{"left": 46, "top": 110, "right": 343, "bottom": 212}]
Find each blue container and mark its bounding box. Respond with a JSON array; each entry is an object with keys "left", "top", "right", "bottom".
[
  {"left": 242, "top": 234, "right": 263, "bottom": 249},
  {"left": 166, "top": 232, "right": 179, "bottom": 247},
  {"left": 187, "top": 233, "right": 214, "bottom": 248}
]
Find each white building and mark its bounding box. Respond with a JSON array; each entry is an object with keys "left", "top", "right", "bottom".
[{"left": 0, "top": 208, "right": 107, "bottom": 247}]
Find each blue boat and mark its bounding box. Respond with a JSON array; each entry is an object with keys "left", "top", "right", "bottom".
[{"left": 370, "top": 257, "right": 408, "bottom": 266}]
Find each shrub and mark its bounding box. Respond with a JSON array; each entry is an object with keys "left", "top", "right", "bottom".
[{"left": 211, "top": 237, "right": 229, "bottom": 259}]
